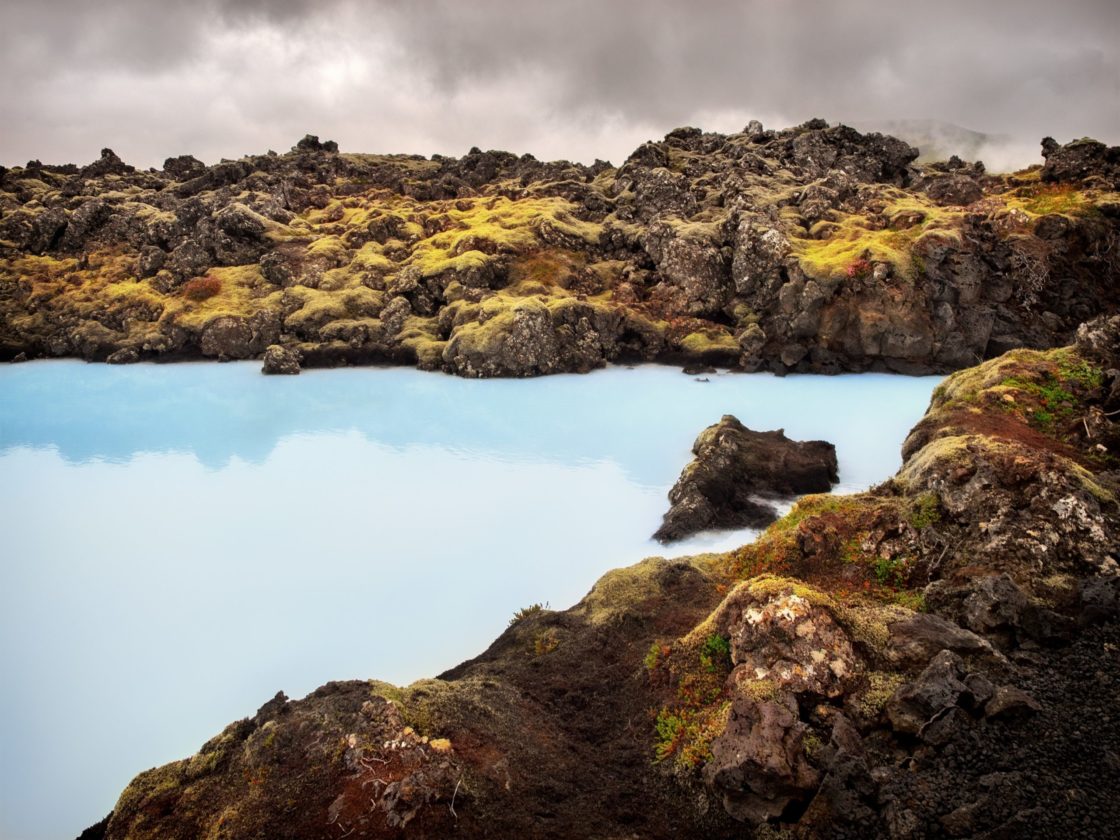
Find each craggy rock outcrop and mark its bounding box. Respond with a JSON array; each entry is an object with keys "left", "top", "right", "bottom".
[
  {"left": 261, "top": 343, "right": 301, "bottom": 374},
  {"left": 1041, "top": 136, "right": 1120, "bottom": 188},
  {"left": 653, "top": 415, "right": 838, "bottom": 542},
  {"left": 86, "top": 317, "right": 1120, "bottom": 839},
  {"left": 3, "top": 124, "right": 1119, "bottom": 375}
]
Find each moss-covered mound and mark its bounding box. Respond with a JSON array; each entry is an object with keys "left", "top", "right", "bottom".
[
  {"left": 3, "top": 125, "right": 1119, "bottom": 375},
  {"left": 87, "top": 317, "right": 1120, "bottom": 839}
]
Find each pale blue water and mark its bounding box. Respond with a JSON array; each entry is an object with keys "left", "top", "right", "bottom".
[{"left": 0, "top": 361, "right": 940, "bottom": 840}]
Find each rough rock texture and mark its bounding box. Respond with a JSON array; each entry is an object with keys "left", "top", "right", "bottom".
[
  {"left": 3, "top": 124, "right": 1119, "bottom": 375},
  {"left": 1041, "top": 136, "right": 1120, "bottom": 188},
  {"left": 86, "top": 318, "right": 1120, "bottom": 839},
  {"left": 654, "top": 415, "right": 838, "bottom": 542},
  {"left": 261, "top": 343, "right": 301, "bottom": 374}
]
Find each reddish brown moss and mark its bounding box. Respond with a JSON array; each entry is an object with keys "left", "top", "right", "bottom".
[{"left": 182, "top": 274, "right": 222, "bottom": 302}]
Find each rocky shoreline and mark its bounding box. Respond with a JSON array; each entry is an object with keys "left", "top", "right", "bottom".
[
  {"left": 8, "top": 121, "right": 1117, "bottom": 838},
  {"left": 79, "top": 316, "right": 1120, "bottom": 839},
  {"left": 2, "top": 123, "right": 1119, "bottom": 378}
]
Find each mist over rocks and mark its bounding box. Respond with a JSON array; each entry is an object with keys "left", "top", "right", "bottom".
[{"left": 2, "top": 121, "right": 1119, "bottom": 378}]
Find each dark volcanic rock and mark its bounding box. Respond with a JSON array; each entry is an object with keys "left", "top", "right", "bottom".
[
  {"left": 923, "top": 172, "right": 985, "bottom": 206},
  {"left": 105, "top": 347, "right": 139, "bottom": 365},
  {"left": 706, "top": 694, "right": 820, "bottom": 823},
  {"left": 885, "top": 650, "right": 972, "bottom": 736},
  {"left": 261, "top": 344, "right": 301, "bottom": 375},
  {"left": 162, "top": 155, "right": 206, "bottom": 180},
  {"left": 1042, "top": 136, "right": 1120, "bottom": 187},
  {"left": 2, "top": 122, "right": 1119, "bottom": 376},
  {"left": 886, "top": 612, "right": 1000, "bottom": 668},
  {"left": 76, "top": 814, "right": 109, "bottom": 840},
  {"left": 984, "top": 685, "right": 1042, "bottom": 720},
  {"left": 654, "top": 415, "right": 838, "bottom": 542},
  {"left": 293, "top": 134, "right": 339, "bottom": 153},
  {"left": 81, "top": 148, "right": 134, "bottom": 179}
]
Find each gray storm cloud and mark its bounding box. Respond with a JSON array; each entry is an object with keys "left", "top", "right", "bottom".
[{"left": 1, "top": 0, "right": 1117, "bottom": 170}]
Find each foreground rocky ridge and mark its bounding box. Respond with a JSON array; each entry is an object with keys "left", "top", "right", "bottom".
[
  {"left": 89, "top": 317, "right": 1120, "bottom": 839},
  {"left": 3, "top": 124, "right": 1120, "bottom": 375}
]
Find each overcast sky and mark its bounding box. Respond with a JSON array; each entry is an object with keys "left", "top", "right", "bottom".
[{"left": 1, "top": 0, "right": 1117, "bottom": 171}]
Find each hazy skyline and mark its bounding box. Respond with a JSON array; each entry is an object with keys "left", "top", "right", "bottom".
[{"left": 1, "top": 0, "right": 1118, "bottom": 170}]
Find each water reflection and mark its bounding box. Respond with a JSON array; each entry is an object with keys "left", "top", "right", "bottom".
[
  {"left": 1, "top": 361, "right": 936, "bottom": 485},
  {"left": 0, "top": 361, "right": 939, "bottom": 840}
]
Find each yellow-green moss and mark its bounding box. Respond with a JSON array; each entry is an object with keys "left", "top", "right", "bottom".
[
  {"left": 113, "top": 762, "right": 187, "bottom": 816},
  {"left": 349, "top": 242, "right": 395, "bottom": 273},
  {"left": 305, "top": 235, "right": 350, "bottom": 265},
  {"left": 169, "top": 264, "right": 280, "bottom": 330},
  {"left": 368, "top": 679, "right": 409, "bottom": 706},
  {"left": 907, "top": 492, "right": 942, "bottom": 530},
  {"left": 790, "top": 191, "right": 963, "bottom": 282},
  {"left": 397, "top": 316, "right": 446, "bottom": 367},
  {"left": 664, "top": 218, "right": 724, "bottom": 242},
  {"left": 654, "top": 700, "right": 732, "bottom": 770},
  {"left": 1070, "top": 462, "right": 1118, "bottom": 505},
  {"left": 405, "top": 196, "right": 600, "bottom": 279},
  {"left": 678, "top": 329, "right": 738, "bottom": 355},
  {"left": 855, "top": 671, "right": 906, "bottom": 718},
  {"left": 925, "top": 346, "right": 1104, "bottom": 444},
  {"left": 408, "top": 248, "right": 491, "bottom": 279},
  {"left": 724, "top": 493, "right": 872, "bottom": 579},
  {"left": 930, "top": 347, "right": 1053, "bottom": 408},
  {"left": 740, "top": 574, "right": 838, "bottom": 610},
  {"left": 575, "top": 555, "right": 721, "bottom": 625},
  {"left": 318, "top": 317, "right": 384, "bottom": 343},
  {"left": 835, "top": 601, "right": 910, "bottom": 651},
  {"left": 124, "top": 202, "right": 178, "bottom": 225},
  {"left": 897, "top": 434, "right": 975, "bottom": 489},
  {"left": 738, "top": 677, "right": 780, "bottom": 703},
  {"left": 283, "top": 286, "right": 383, "bottom": 331},
  {"left": 1005, "top": 183, "right": 1094, "bottom": 218}
]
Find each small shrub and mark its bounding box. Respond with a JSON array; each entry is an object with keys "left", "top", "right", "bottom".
[
  {"left": 644, "top": 641, "right": 670, "bottom": 673},
  {"left": 699, "top": 634, "right": 732, "bottom": 673},
  {"left": 908, "top": 493, "right": 942, "bottom": 530},
  {"left": 509, "top": 601, "right": 548, "bottom": 626},
  {"left": 1000, "top": 372, "right": 1080, "bottom": 432},
  {"left": 873, "top": 556, "right": 907, "bottom": 587},
  {"left": 533, "top": 628, "right": 559, "bottom": 656},
  {"left": 677, "top": 670, "right": 724, "bottom": 707},
  {"left": 845, "top": 258, "right": 872, "bottom": 279},
  {"left": 182, "top": 274, "right": 221, "bottom": 301},
  {"left": 893, "top": 590, "right": 927, "bottom": 612},
  {"left": 653, "top": 702, "right": 731, "bottom": 768},
  {"left": 801, "top": 731, "right": 823, "bottom": 759},
  {"left": 654, "top": 709, "right": 685, "bottom": 761}
]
